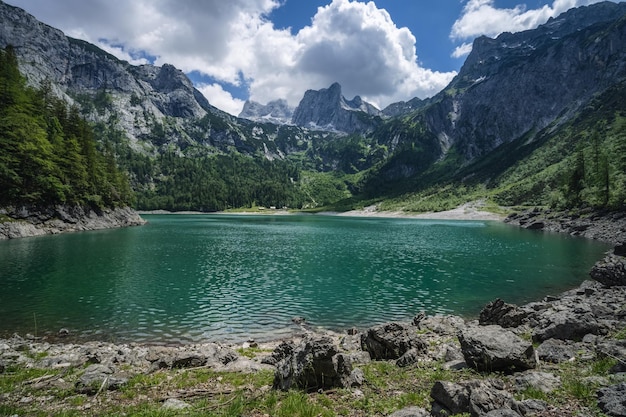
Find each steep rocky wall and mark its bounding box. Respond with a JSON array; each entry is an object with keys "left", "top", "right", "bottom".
[{"left": 0, "top": 205, "right": 146, "bottom": 240}]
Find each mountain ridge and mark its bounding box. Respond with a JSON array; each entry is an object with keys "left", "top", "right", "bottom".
[{"left": 1, "top": 0, "right": 625, "bottom": 212}]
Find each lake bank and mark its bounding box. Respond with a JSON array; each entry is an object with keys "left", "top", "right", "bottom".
[{"left": 0, "top": 205, "right": 145, "bottom": 240}]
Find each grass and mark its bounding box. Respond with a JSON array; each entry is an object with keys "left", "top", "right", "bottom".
[{"left": 2, "top": 341, "right": 625, "bottom": 416}]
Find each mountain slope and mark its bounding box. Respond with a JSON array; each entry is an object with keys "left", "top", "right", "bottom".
[
  {"left": 419, "top": 1, "right": 626, "bottom": 160},
  {"left": 291, "top": 82, "right": 383, "bottom": 133}
]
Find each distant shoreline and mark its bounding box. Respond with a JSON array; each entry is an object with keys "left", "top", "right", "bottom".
[{"left": 137, "top": 201, "right": 506, "bottom": 222}]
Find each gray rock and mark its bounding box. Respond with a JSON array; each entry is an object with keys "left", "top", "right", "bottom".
[
  {"left": 162, "top": 398, "right": 191, "bottom": 410},
  {"left": 430, "top": 381, "right": 470, "bottom": 414},
  {"left": 239, "top": 99, "right": 293, "bottom": 124},
  {"left": 431, "top": 380, "right": 517, "bottom": 417},
  {"left": 468, "top": 381, "right": 516, "bottom": 417},
  {"left": 532, "top": 309, "right": 606, "bottom": 342},
  {"left": 597, "top": 383, "right": 626, "bottom": 416},
  {"left": 360, "top": 322, "right": 427, "bottom": 360},
  {"left": 396, "top": 348, "right": 422, "bottom": 368},
  {"left": 261, "top": 341, "right": 295, "bottom": 366},
  {"left": 458, "top": 325, "right": 536, "bottom": 373},
  {"left": 484, "top": 409, "right": 521, "bottom": 417},
  {"left": 273, "top": 336, "right": 360, "bottom": 391},
  {"left": 292, "top": 82, "right": 381, "bottom": 134},
  {"left": 536, "top": 339, "right": 576, "bottom": 363},
  {"left": 146, "top": 344, "right": 238, "bottom": 370},
  {"left": 591, "top": 254, "right": 626, "bottom": 287},
  {"left": 513, "top": 371, "right": 560, "bottom": 393},
  {"left": 515, "top": 399, "right": 547, "bottom": 415},
  {"left": 388, "top": 406, "right": 430, "bottom": 417},
  {"left": 479, "top": 299, "right": 528, "bottom": 328},
  {"left": 75, "top": 364, "right": 127, "bottom": 395}
]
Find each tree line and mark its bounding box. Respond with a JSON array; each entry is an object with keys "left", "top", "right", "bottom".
[{"left": 0, "top": 46, "right": 133, "bottom": 208}]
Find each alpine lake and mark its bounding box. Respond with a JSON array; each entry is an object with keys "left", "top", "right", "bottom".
[{"left": 0, "top": 214, "right": 611, "bottom": 344}]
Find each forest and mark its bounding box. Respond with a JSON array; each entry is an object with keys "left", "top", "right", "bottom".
[
  {"left": 0, "top": 46, "right": 132, "bottom": 209},
  {"left": 2, "top": 41, "right": 625, "bottom": 214}
]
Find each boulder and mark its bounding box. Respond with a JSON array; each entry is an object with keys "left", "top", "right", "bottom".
[
  {"left": 615, "top": 243, "right": 626, "bottom": 257},
  {"left": 458, "top": 325, "right": 536, "bottom": 372},
  {"left": 513, "top": 371, "right": 560, "bottom": 393},
  {"left": 261, "top": 341, "right": 294, "bottom": 366},
  {"left": 273, "top": 336, "right": 362, "bottom": 391},
  {"left": 396, "top": 348, "right": 421, "bottom": 368},
  {"left": 75, "top": 364, "right": 127, "bottom": 395},
  {"left": 430, "top": 380, "right": 518, "bottom": 417},
  {"left": 597, "top": 383, "right": 626, "bottom": 417},
  {"left": 479, "top": 299, "right": 528, "bottom": 328},
  {"left": 536, "top": 339, "right": 576, "bottom": 363},
  {"left": 430, "top": 381, "right": 470, "bottom": 415},
  {"left": 146, "top": 344, "right": 238, "bottom": 370},
  {"left": 361, "top": 322, "right": 426, "bottom": 360},
  {"left": 532, "top": 310, "right": 605, "bottom": 342},
  {"left": 590, "top": 254, "right": 626, "bottom": 287},
  {"left": 388, "top": 406, "right": 430, "bottom": 417},
  {"left": 468, "top": 381, "right": 516, "bottom": 417}
]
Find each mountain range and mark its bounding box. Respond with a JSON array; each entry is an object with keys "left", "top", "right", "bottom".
[{"left": 1, "top": 0, "right": 625, "bottom": 212}]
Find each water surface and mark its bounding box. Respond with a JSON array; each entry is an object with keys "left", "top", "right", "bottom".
[{"left": 0, "top": 215, "right": 610, "bottom": 343}]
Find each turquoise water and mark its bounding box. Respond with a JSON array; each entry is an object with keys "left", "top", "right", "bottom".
[{"left": 0, "top": 215, "right": 610, "bottom": 343}]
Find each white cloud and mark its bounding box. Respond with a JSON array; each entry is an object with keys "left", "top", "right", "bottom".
[
  {"left": 450, "top": 0, "right": 609, "bottom": 57},
  {"left": 196, "top": 83, "right": 245, "bottom": 117},
  {"left": 10, "top": 0, "right": 456, "bottom": 112},
  {"left": 284, "top": 0, "right": 456, "bottom": 108},
  {"left": 451, "top": 42, "right": 474, "bottom": 59}
]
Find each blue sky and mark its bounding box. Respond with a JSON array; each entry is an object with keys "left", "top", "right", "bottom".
[{"left": 9, "top": 0, "right": 623, "bottom": 115}]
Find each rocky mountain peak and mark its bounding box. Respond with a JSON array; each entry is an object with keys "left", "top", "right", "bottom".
[
  {"left": 422, "top": 0, "right": 626, "bottom": 160},
  {"left": 291, "top": 82, "right": 381, "bottom": 133},
  {"left": 239, "top": 98, "right": 293, "bottom": 124}
]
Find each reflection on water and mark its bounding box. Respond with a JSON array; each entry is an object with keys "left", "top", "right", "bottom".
[{"left": 0, "top": 215, "right": 610, "bottom": 343}]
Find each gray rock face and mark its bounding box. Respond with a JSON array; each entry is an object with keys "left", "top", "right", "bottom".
[
  {"left": 536, "top": 339, "right": 577, "bottom": 363},
  {"left": 591, "top": 254, "right": 626, "bottom": 287},
  {"left": 0, "top": 205, "right": 145, "bottom": 240},
  {"left": 75, "top": 364, "right": 127, "bottom": 395},
  {"left": 146, "top": 344, "right": 238, "bottom": 371},
  {"left": 291, "top": 82, "right": 381, "bottom": 133},
  {"left": 597, "top": 383, "right": 626, "bottom": 417},
  {"left": 431, "top": 379, "right": 518, "bottom": 417},
  {"left": 513, "top": 371, "right": 560, "bottom": 394},
  {"left": 273, "top": 336, "right": 362, "bottom": 391},
  {"left": 239, "top": 99, "right": 294, "bottom": 124},
  {"left": 421, "top": 1, "right": 626, "bottom": 160},
  {"left": 0, "top": 1, "right": 234, "bottom": 152},
  {"left": 458, "top": 325, "right": 536, "bottom": 372},
  {"left": 479, "top": 299, "right": 528, "bottom": 328},
  {"left": 360, "top": 322, "right": 427, "bottom": 360}
]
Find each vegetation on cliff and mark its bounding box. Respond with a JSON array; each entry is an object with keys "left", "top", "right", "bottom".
[{"left": 0, "top": 46, "right": 133, "bottom": 209}]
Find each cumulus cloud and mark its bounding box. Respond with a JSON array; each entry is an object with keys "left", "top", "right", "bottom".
[
  {"left": 287, "top": 0, "right": 455, "bottom": 109},
  {"left": 196, "top": 83, "right": 246, "bottom": 116},
  {"left": 10, "top": 0, "right": 456, "bottom": 114},
  {"left": 450, "top": 0, "right": 609, "bottom": 57}
]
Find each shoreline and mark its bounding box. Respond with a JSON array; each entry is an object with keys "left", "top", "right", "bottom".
[
  {"left": 0, "top": 205, "right": 146, "bottom": 240},
  {"left": 138, "top": 200, "right": 506, "bottom": 222}
]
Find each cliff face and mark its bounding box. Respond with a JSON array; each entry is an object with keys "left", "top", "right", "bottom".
[
  {"left": 239, "top": 99, "right": 294, "bottom": 125},
  {"left": 421, "top": 1, "right": 626, "bottom": 160},
  {"left": 0, "top": 1, "right": 245, "bottom": 154},
  {"left": 291, "top": 83, "right": 382, "bottom": 134}
]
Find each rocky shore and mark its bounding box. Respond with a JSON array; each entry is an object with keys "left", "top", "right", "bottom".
[
  {"left": 0, "top": 205, "right": 146, "bottom": 240},
  {"left": 1, "top": 241, "right": 625, "bottom": 416},
  {"left": 504, "top": 208, "right": 626, "bottom": 245},
  {"left": 1, "top": 207, "right": 625, "bottom": 416}
]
